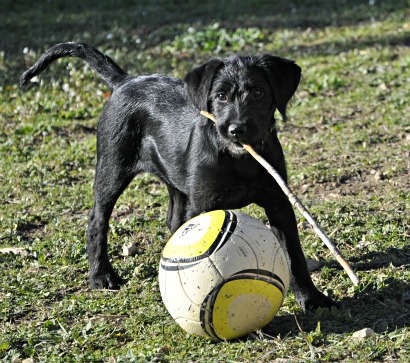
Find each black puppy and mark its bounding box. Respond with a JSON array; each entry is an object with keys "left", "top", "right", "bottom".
[{"left": 21, "top": 42, "right": 335, "bottom": 311}]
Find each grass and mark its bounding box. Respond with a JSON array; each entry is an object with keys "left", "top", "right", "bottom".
[{"left": 1, "top": 0, "right": 409, "bottom": 361}]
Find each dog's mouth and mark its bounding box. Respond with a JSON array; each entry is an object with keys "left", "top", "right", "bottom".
[
  {"left": 225, "top": 140, "right": 246, "bottom": 156},
  {"left": 224, "top": 136, "right": 268, "bottom": 157}
]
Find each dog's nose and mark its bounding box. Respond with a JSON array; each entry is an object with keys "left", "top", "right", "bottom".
[{"left": 228, "top": 124, "right": 247, "bottom": 137}]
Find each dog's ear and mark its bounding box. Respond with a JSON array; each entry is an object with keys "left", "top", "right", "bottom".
[
  {"left": 184, "top": 59, "right": 224, "bottom": 112},
  {"left": 258, "top": 54, "right": 301, "bottom": 120}
]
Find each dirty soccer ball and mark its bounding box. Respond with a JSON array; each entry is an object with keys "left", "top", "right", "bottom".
[{"left": 158, "top": 210, "right": 290, "bottom": 341}]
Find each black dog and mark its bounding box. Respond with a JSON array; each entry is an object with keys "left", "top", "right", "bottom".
[{"left": 21, "top": 42, "right": 335, "bottom": 311}]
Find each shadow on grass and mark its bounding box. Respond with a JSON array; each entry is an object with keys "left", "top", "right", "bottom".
[
  {"left": 1, "top": 0, "right": 408, "bottom": 85},
  {"left": 265, "top": 246, "right": 410, "bottom": 336},
  {"left": 287, "top": 32, "right": 410, "bottom": 59},
  {"left": 350, "top": 247, "right": 410, "bottom": 272},
  {"left": 1, "top": 0, "right": 408, "bottom": 55}
]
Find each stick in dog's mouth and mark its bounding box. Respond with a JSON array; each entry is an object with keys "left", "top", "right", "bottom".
[{"left": 200, "top": 110, "right": 360, "bottom": 286}]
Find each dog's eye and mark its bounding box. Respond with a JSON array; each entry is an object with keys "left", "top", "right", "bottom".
[
  {"left": 217, "top": 92, "right": 227, "bottom": 101},
  {"left": 252, "top": 89, "right": 264, "bottom": 99}
]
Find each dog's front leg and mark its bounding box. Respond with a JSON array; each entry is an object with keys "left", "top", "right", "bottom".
[
  {"left": 265, "top": 200, "right": 336, "bottom": 311},
  {"left": 165, "top": 185, "right": 188, "bottom": 233}
]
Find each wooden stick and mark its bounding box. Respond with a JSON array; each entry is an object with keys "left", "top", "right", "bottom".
[{"left": 200, "top": 110, "right": 359, "bottom": 286}]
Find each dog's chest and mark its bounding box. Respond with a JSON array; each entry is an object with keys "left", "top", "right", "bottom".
[{"left": 194, "top": 156, "right": 268, "bottom": 207}]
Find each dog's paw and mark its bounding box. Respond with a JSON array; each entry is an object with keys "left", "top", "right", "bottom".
[
  {"left": 296, "top": 290, "right": 340, "bottom": 312},
  {"left": 90, "top": 268, "right": 125, "bottom": 290}
]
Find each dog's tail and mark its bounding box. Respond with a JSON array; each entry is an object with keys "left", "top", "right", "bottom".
[{"left": 20, "top": 42, "right": 128, "bottom": 89}]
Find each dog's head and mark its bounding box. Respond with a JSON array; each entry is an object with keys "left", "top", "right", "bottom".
[{"left": 184, "top": 54, "right": 301, "bottom": 155}]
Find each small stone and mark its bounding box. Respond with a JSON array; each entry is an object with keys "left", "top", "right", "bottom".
[
  {"left": 374, "top": 171, "right": 384, "bottom": 181},
  {"left": 352, "top": 327, "right": 376, "bottom": 339},
  {"left": 122, "top": 242, "right": 138, "bottom": 256},
  {"left": 297, "top": 221, "right": 310, "bottom": 231},
  {"left": 377, "top": 82, "right": 389, "bottom": 91}
]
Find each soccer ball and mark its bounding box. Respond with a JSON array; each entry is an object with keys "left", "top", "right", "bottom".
[{"left": 158, "top": 210, "right": 290, "bottom": 341}]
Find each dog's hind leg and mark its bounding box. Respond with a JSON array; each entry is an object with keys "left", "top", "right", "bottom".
[{"left": 87, "top": 163, "right": 137, "bottom": 289}]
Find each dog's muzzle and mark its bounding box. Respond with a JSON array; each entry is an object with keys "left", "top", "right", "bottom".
[{"left": 228, "top": 123, "right": 247, "bottom": 138}]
